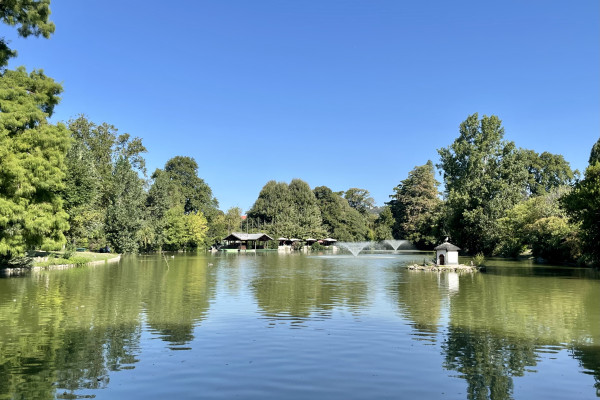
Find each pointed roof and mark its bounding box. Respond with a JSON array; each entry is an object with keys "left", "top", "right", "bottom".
[{"left": 434, "top": 240, "right": 460, "bottom": 251}]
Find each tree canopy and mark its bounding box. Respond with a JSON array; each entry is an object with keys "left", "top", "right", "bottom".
[
  {"left": 0, "top": 0, "right": 55, "bottom": 68},
  {"left": 0, "top": 67, "right": 70, "bottom": 259},
  {"left": 388, "top": 161, "right": 442, "bottom": 248}
]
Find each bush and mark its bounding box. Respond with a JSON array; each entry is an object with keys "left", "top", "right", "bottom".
[
  {"left": 473, "top": 253, "right": 485, "bottom": 267},
  {"left": 311, "top": 242, "right": 324, "bottom": 251}
]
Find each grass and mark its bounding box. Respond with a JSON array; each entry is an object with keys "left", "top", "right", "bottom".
[{"left": 33, "top": 251, "right": 117, "bottom": 268}]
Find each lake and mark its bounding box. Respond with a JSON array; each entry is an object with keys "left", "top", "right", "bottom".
[{"left": 0, "top": 251, "right": 599, "bottom": 399}]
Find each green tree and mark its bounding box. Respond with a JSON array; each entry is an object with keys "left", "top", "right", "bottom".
[
  {"left": 225, "top": 207, "right": 243, "bottom": 233},
  {"left": 589, "top": 137, "right": 600, "bottom": 166},
  {"left": 437, "top": 113, "right": 528, "bottom": 254},
  {"left": 163, "top": 205, "right": 208, "bottom": 251},
  {"left": 104, "top": 158, "right": 145, "bottom": 253},
  {"left": 248, "top": 179, "right": 324, "bottom": 238},
  {"left": 313, "top": 186, "right": 369, "bottom": 241},
  {"left": 344, "top": 188, "right": 375, "bottom": 215},
  {"left": 497, "top": 187, "right": 579, "bottom": 262},
  {"left": 164, "top": 156, "right": 217, "bottom": 217},
  {"left": 373, "top": 206, "right": 394, "bottom": 241},
  {"left": 0, "top": 67, "right": 70, "bottom": 261},
  {"left": 388, "top": 161, "right": 442, "bottom": 247},
  {"left": 0, "top": 0, "right": 55, "bottom": 68},
  {"left": 519, "top": 149, "right": 575, "bottom": 196},
  {"left": 562, "top": 162, "right": 600, "bottom": 266}
]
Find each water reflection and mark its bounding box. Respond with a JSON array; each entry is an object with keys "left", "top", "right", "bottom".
[
  {"left": 0, "top": 253, "right": 599, "bottom": 399},
  {"left": 250, "top": 254, "right": 372, "bottom": 322}
]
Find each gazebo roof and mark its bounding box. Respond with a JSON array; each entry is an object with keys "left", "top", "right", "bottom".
[
  {"left": 434, "top": 241, "right": 461, "bottom": 251},
  {"left": 322, "top": 238, "right": 337, "bottom": 242},
  {"left": 224, "top": 232, "right": 274, "bottom": 242}
]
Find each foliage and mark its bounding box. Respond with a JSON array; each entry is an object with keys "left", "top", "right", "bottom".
[
  {"left": 248, "top": 179, "right": 325, "bottom": 239},
  {"left": 104, "top": 158, "right": 146, "bottom": 253},
  {"left": 0, "top": 67, "right": 70, "bottom": 262},
  {"left": 344, "top": 188, "right": 375, "bottom": 215},
  {"left": 497, "top": 187, "right": 579, "bottom": 262},
  {"left": 519, "top": 149, "right": 575, "bottom": 196},
  {"left": 388, "top": 161, "right": 442, "bottom": 247},
  {"left": 0, "top": 0, "right": 55, "bottom": 68},
  {"left": 472, "top": 253, "right": 485, "bottom": 267},
  {"left": 164, "top": 156, "right": 218, "bottom": 217},
  {"left": 163, "top": 205, "right": 208, "bottom": 251},
  {"left": 311, "top": 242, "right": 324, "bottom": 251},
  {"left": 372, "top": 206, "right": 394, "bottom": 241},
  {"left": 437, "top": 113, "right": 528, "bottom": 255},
  {"left": 561, "top": 162, "right": 600, "bottom": 266},
  {"left": 313, "top": 186, "right": 369, "bottom": 241},
  {"left": 589, "top": 137, "right": 600, "bottom": 166}
]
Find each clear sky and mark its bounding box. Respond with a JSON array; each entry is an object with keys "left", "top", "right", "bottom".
[{"left": 5, "top": 0, "right": 599, "bottom": 212}]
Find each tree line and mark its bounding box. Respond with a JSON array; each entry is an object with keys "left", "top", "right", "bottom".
[{"left": 0, "top": 2, "right": 598, "bottom": 267}]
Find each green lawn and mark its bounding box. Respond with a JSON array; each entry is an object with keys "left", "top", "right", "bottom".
[{"left": 33, "top": 251, "right": 118, "bottom": 268}]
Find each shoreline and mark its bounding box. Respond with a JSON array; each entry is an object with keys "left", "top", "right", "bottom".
[
  {"left": 407, "top": 263, "right": 484, "bottom": 272},
  {"left": 1, "top": 255, "right": 122, "bottom": 277}
]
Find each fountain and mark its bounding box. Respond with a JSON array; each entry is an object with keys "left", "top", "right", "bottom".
[
  {"left": 384, "top": 239, "right": 412, "bottom": 251},
  {"left": 337, "top": 242, "right": 374, "bottom": 257}
]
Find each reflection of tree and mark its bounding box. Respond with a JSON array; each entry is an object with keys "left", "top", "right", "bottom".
[
  {"left": 251, "top": 256, "right": 370, "bottom": 320},
  {"left": 442, "top": 326, "right": 537, "bottom": 400},
  {"left": 0, "top": 254, "right": 217, "bottom": 399},
  {"left": 443, "top": 270, "right": 600, "bottom": 399},
  {"left": 142, "top": 256, "right": 216, "bottom": 346},
  {"left": 388, "top": 271, "right": 442, "bottom": 334},
  {"left": 571, "top": 345, "right": 600, "bottom": 395},
  {"left": 0, "top": 264, "right": 143, "bottom": 399}
]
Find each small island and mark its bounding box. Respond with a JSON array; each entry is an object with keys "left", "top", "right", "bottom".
[{"left": 407, "top": 239, "right": 484, "bottom": 272}]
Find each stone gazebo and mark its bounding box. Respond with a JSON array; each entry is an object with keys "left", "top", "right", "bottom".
[{"left": 434, "top": 239, "right": 460, "bottom": 266}]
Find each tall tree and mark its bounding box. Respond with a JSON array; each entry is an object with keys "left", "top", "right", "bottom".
[
  {"left": 104, "top": 158, "right": 145, "bottom": 253},
  {"left": 388, "top": 161, "right": 442, "bottom": 247},
  {"left": 519, "top": 149, "right": 575, "bottom": 196},
  {"left": 589, "top": 137, "right": 600, "bottom": 166},
  {"left": 561, "top": 152, "right": 600, "bottom": 266},
  {"left": 437, "top": 113, "right": 528, "bottom": 254},
  {"left": 0, "top": 0, "right": 55, "bottom": 68},
  {"left": 313, "top": 186, "right": 369, "bottom": 241},
  {"left": 164, "top": 156, "right": 218, "bottom": 217},
  {"left": 0, "top": 67, "right": 70, "bottom": 261},
  {"left": 344, "top": 188, "right": 375, "bottom": 215}
]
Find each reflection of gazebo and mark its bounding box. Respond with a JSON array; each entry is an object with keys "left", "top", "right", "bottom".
[{"left": 223, "top": 232, "right": 274, "bottom": 251}]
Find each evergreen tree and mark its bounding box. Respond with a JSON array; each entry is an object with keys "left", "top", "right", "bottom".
[
  {"left": 388, "top": 161, "right": 442, "bottom": 247},
  {"left": 0, "top": 67, "right": 70, "bottom": 261},
  {"left": 0, "top": 0, "right": 55, "bottom": 68}
]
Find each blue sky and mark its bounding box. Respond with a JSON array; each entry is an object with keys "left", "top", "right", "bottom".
[{"left": 5, "top": 0, "right": 599, "bottom": 212}]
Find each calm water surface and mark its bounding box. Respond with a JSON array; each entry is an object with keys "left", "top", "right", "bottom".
[{"left": 0, "top": 252, "right": 599, "bottom": 399}]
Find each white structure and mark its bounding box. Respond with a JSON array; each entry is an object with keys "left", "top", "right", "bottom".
[{"left": 434, "top": 240, "right": 460, "bottom": 265}]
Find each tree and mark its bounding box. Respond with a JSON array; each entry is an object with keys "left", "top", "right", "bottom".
[
  {"left": 388, "top": 161, "right": 442, "bottom": 247},
  {"left": 497, "top": 187, "right": 579, "bottom": 262},
  {"left": 0, "top": 67, "right": 70, "bottom": 261},
  {"left": 313, "top": 186, "right": 369, "bottom": 241},
  {"left": 248, "top": 179, "right": 325, "bottom": 238},
  {"left": 373, "top": 206, "right": 394, "bottom": 241},
  {"left": 225, "top": 207, "right": 243, "bottom": 233},
  {"left": 104, "top": 158, "right": 145, "bottom": 253},
  {"left": 562, "top": 162, "right": 600, "bottom": 266},
  {"left": 164, "top": 156, "right": 218, "bottom": 217},
  {"left": 344, "top": 188, "right": 375, "bottom": 215},
  {"left": 589, "top": 137, "right": 600, "bottom": 166},
  {"left": 437, "top": 113, "right": 528, "bottom": 254},
  {"left": 0, "top": 0, "right": 55, "bottom": 68},
  {"left": 519, "top": 149, "right": 575, "bottom": 196}
]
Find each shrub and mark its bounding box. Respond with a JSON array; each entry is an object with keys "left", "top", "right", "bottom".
[
  {"left": 311, "top": 242, "right": 324, "bottom": 251},
  {"left": 473, "top": 253, "right": 485, "bottom": 267}
]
